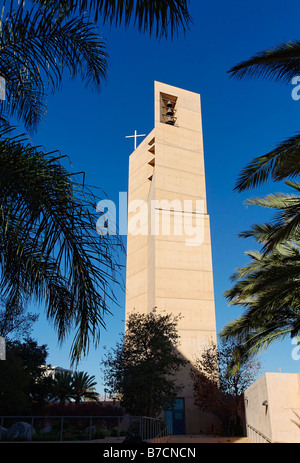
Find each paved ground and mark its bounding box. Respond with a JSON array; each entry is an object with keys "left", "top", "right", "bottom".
[
  {"left": 96, "top": 435, "right": 253, "bottom": 444},
  {"left": 153, "top": 435, "right": 253, "bottom": 443},
  {"left": 23, "top": 435, "right": 253, "bottom": 444}
]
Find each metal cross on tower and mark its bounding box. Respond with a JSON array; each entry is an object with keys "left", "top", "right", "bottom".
[{"left": 125, "top": 130, "right": 146, "bottom": 150}]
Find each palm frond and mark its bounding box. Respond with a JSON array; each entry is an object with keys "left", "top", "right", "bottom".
[
  {"left": 222, "top": 239, "right": 300, "bottom": 365},
  {"left": 221, "top": 320, "right": 292, "bottom": 364},
  {"left": 228, "top": 40, "right": 300, "bottom": 84},
  {"left": 0, "top": 127, "right": 124, "bottom": 363},
  {"left": 234, "top": 133, "right": 300, "bottom": 192},
  {"left": 35, "top": 0, "right": 192, "bottom": 38},
  {"left": 0, "top": 2, "right": 108, "bottom": 131},
  {"left": 238, "top": 185, "right": 300, "bottom": 252},
  {"left": 238, "top": 222, "right": 281, "bottom": 244}
]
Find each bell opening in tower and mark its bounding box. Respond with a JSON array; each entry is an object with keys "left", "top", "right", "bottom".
[{"left": 160, "top": 93, "right": 177, "bottom": 126}]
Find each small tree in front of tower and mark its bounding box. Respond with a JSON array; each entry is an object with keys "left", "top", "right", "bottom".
[
  {"left": 190, "top": 339, "right": 261, "bottom": 436},
  {"left": 101, "top": 310, "right": 186, "bottom": 418}
]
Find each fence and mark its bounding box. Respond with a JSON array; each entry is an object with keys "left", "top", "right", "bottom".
[{"left": 0, "top": 415, "right": 166, "bottom": 442}]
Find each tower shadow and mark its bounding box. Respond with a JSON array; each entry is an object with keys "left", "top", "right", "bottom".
[{"left": 164, "top": 347, "right": 246, "bottom": 437}]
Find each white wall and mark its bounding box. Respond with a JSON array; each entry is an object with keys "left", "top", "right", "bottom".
[{"left": 244, "top": 373, "right": 300, "bottom": 443}]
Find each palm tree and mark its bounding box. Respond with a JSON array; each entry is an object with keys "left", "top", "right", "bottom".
[
  {"left": 71, "top": 371, "right": 98, "bottom": 404},
  {"left": 37, "top": 0, "right": 192, "bottom": 39},
  {"left": 222, "top": 32, "right": 300, "bottom": 366},
  {"left": 221, "top": 240, "right": 300, "bottom": 366},
  {"left": 1, "top": 1, "right": 192, "bottom": 131},
  {"left": 0, "top": 1, "right": 192, "bottom": 362},
  {"left": 228, "top": 40, "right": 300, "bottom": 199},
  {"left": 237, "top": 181, "right": 300, "bottom": 253},
  {"left": 52, "top": 371, "right": 74, "bottom": 405},
  {"left": 0, "top": 1, "right": 114, "bottom": 363},
  {"left": 221, "top": 188, "right": 300, "bottom": 365},
  {"left": 0, "top": 1, "right": 108, "bottom": 131},
  {"left": 51, "top": 370, "right": 98, "bottom": 404},
  {"left": 0, "top": 126, "right": 122, "bottom": 361}
]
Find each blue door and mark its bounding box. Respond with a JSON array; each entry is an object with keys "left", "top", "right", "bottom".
[{"left": 165, "top": 398, "right": 185, "bottom": 435}]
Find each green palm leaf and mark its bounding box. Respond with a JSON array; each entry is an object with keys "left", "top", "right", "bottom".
[
  {"left": 234, "top": 133, "right": 300, "bottom": 192},
  {"left": 0, "top": 0, "right": 192, "bottom": 363},
  {"left": 51, "top": 371, "right": 74, "bottom": 404},
  {"left": 228, "top": 40, "right": 300, "bottom": 83},
  {"left": 228, "top": 41, "right": 300, "bottom": 192},
  {"left": 222, "top": 241, "right": 300, "bottom": 365},
  {"left": 226, "top": 37, "right": 300, "bottom": 366},
  {"left": 37, "top": 0, "right": 192, "bottom": 38},
  {"left": 0, "top": 127, "right": 124, "bottom": 363},
  {"left": 0, "top": 2, "right": 108, "bottom": 131},
  {"left": 72, "top": 371, "right": 98, "bottom": 403},
  {"left": 239, "top": 186, "right": 300, "bottom": 251}
]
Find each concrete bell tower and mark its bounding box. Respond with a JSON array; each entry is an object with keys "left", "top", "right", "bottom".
[{"left": 125, "top": 82, "right": 217, "bottom": 434}]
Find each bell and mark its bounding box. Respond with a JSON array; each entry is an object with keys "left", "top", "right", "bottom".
[
  {"left": 166, "top": 107, "right": 174, "bottom": 116},
  {"left": 166, "top": 100, "right": 173, "bottom": 108},
  {"left": 166, "top": 116, "right": 175, "bottom": 125}
]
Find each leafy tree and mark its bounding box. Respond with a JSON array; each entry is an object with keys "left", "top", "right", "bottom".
[
  {"left": 0, "top": 0, "right": 192, "bottom": 363},
  {"left": 0, "top": 298, "right": 38, "bottom": 341},
  {"left": 190, "top": 339, "right": 261, "bottom": 436},
  {"left": 0, "top": 343, "right": 29, "bottom": 414},
  {"left": 101, "top": 310, "right": 186, "bottom": 417},
  {"left": 0, "top": 338, "right": 52, "bottom": 414}
]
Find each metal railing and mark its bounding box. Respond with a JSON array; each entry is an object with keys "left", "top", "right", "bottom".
[
  {"left": 150, "top": 424, "right": 172, "bottom": 443},
  {"left": 247, "top": 424, "right": 272, "bottom": 443},
  {"left": 138, "top": 416, "right": 166, "bottom": 441}
]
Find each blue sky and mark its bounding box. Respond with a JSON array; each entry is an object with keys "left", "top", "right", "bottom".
[{"left": 26, "top": 0, "right": 300, "bottom": 390}]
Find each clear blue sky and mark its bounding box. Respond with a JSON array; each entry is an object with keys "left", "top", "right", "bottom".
[{"left": 26, "top": 0, "right": 300, "bottom": 391}]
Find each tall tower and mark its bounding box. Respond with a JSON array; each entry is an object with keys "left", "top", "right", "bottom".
[{"left": 125, "top": 82, "right": 217, "bottom": 434}]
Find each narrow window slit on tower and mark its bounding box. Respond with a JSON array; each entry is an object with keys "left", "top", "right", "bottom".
[
  {"left": 148, "top": 137, "right": 155, "bottom": 179},
  {"left": 148, "top": 137, "right": 155, "bottom": 154},
  {"left": 148, "top": 154, "right": 155, "bottom": 179}
]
